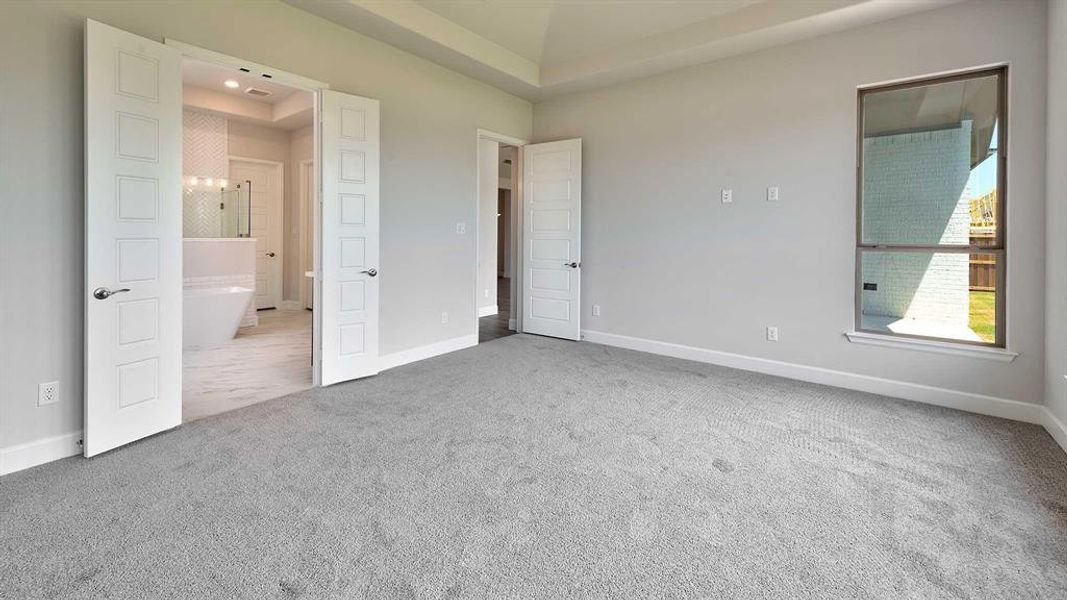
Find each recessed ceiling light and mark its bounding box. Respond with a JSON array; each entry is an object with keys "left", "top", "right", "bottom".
[{"left": 224, "top": 79, "right": 240, "bottom": 89}]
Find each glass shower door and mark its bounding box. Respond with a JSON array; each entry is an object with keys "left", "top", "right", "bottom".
[{"left": 220, "top": 181, "right": 251, "bottom": 238}]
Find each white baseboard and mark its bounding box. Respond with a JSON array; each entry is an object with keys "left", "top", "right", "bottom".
[
  {"left": 378, "top": 333, "right": 478, "bottom": 372},
  {"left": 581, "top": 329, "right": 1045, "bottom": 425},
  {"left": 478, "top": 305, "right": 498, "bottom": 318},
  {"left": 1043, "top": 408, "right": 1067, "bottom": 453},
  {"left": 0, "top": 431, "right": 82, "bottom": 476}
]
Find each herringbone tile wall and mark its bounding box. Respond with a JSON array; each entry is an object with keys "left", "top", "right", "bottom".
[{"left": 182, "top": 109, "right": 228, "bottom": 238}]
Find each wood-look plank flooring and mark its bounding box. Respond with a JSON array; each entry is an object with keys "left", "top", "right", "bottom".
[
  {"left": 183, "top": 309, "right": 312, "bottom": 422},
  {"left": 479, "top": 277, "right": 516, "bottom": 343}
]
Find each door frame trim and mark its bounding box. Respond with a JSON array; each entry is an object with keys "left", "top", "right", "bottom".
[
  {"left": 228, "top": 155, "right": 285, "bottom": 310},
  {"left": 165, "top": 39, "right": 330, "bottom": 91},
  {"left": 475, "top": 129, "right": 528, "bottom": 340},
  {"left": 298, "top": 159, "right": 315, "bottom": 310}
]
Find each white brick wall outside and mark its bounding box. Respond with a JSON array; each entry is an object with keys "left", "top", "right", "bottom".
[{"left": 861, "top": 121, "right": 972, "bottom": 326}]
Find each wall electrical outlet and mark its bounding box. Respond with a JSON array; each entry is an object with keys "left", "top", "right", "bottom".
[
  {"left": 767, "top": 186, "right": 780, "bottom": 202},
  {"left": 455, "top": 222, "right": 467, "bottom": 235},
  {"left": 592, "top": 304, "right": 601, "bottom": 317},
  {"left": 38, "top": 381, "right": 58, "bottom": 406},
  {"left": 441, "top": 311, "right": 449, "bottom": 324},
  {"left": 721, "top": 189, "right": 733, "bottom": 204},
  {"left": 766, "top": 326, "right": 779, "bottom": 342}
]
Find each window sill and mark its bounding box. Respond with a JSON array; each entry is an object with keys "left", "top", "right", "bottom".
[{"left": 844, "top": 331, "right": 1018, "bottom": 362}]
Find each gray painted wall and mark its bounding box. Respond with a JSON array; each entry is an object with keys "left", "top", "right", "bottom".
[
  {"left": 532, "top": 0, "right": 1047, "bottom": 404},
  {"left": 0, "top": 1, "right": 531, "bottom": 450},
  {"left": 1046, "top": 0, "right": 1067, "bottom": 424}
]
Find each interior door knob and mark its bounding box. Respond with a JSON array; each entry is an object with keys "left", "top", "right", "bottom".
[
  {"left": 564, "top": 262, "right": 579, "bottom": 268},
  {"left": 266, "top": 252, "right": 276, "bottom": 257},
  {"left": 360, "top": 268, "right": 378, "bottom": 277},
  {"left": 93, "top": 287, "right": 130, "bottom": 300}
]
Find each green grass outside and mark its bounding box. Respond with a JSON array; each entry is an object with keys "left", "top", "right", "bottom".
[{"left": 970, "top": 291, "right": 996, "bottom": 343}]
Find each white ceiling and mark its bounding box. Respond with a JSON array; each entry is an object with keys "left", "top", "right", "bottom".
[
  {"left": 415, "top": 0, "right": 554, "bottom": 64},
  {"left": 182, "top": 58, "right": 301, "bottom": 105},
  {"left": 415, "top": 0, "right": 761, "bottom": 66},
  {"left": 285, "top": 0, "right": 965, "bottom": 100},
  {"left": 539, "top": 0, "right": 763, "bottom": 66},
  {"left": 864, "top": 74, "right": 999, "bottom": 166},
  {"left": 864, "top": 76, "right": 998, "bottom": 136},
  {"left": 182, "top": 58, "right": 314, "bottom": 129}
]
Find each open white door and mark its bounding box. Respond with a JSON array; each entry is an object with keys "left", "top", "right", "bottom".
[
  {"left": 522, "top": 139, "right": 582, "bottom": 340},
  {"left": 320, "top": 90, "right": 380, "bottom": 385},
  {"left": 84, "top": 20, "right": 183, "bottom": 456}
]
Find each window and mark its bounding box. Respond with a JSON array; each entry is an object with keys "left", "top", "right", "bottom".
[{"left": 857, "top": 67, "right": 1006, "bottom": 347}]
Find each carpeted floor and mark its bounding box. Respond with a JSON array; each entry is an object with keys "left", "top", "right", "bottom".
[{"left": 2, "top": 334, "right": 1066, "bottom": 598}]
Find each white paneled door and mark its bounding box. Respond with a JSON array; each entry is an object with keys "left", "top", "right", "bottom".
[
  {"left": 320, "top": 90, "right": 380, "bottom": 385},
  {"left": 84, "top": 20, "right": 183, "bottom": 456},
  {"left": 230, "top": 159, "right": 283, "bottom": 309},
  {"left": 522, "top": 139, "right": 582, "bottom": 340}
]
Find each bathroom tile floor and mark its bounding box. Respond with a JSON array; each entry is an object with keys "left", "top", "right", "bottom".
[{"left": 183, "top": 308, "right": 312, "bottom": 422}]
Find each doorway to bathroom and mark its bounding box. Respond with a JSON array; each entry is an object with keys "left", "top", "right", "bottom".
[
  {"left": 179, "top": 55, "right": 315, "bottom": 421},
  {"left": 84, "top": 20, "right": 383, "bottom": 457}
]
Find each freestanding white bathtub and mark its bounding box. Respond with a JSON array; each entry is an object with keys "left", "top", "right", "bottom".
[{"left": 183, "top": 286, "right": 254, "bottom": 349}]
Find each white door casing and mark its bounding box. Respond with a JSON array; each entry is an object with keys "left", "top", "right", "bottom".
[
  {"left": 477, "top": 138, "right": 500, "bottom": 317},
  {"left": 300, "top": 160, "right": 315, "bottom": 310},
  {"left": 522, "top": 139, "right": 582, "bottom": 340},
  {"left": 320, "top": 90, "right": 380, "bottom": 385},
  {"left": 230, "top": 158, "right": 283, "bottom": 309},
  {"left": 84, "top": 20, "right": 183, "bottom": 456}
]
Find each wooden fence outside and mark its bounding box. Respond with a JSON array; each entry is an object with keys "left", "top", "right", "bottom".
[
  {"left": 969, "top": 190, "right": 997, "bottom": 292},
  {"left": 969, "top": 252, "right": 996, "bottom": 292}
]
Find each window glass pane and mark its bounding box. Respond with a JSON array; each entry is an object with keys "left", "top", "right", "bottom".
[
  {"left": 860, "top": 250, "right": 998, "bottom": 343},
  {"left": 861, "top": 74, "right": 1000, "bottom": 246}
]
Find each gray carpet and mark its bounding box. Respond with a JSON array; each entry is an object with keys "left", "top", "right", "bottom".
[{"left": 2, "top": 334, "right": 1066, "bottom": 599}]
